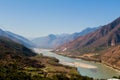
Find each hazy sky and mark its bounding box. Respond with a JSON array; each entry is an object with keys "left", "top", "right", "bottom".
[{"left": 0, "top": 0, "right": 120, "bottom": 38}]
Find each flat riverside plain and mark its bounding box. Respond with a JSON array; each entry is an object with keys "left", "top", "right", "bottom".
[{"left": 60, "top": 62, "right": 97, "bottom": 69}]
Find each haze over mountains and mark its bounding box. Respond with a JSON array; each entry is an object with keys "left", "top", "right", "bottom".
[
  {"left": 0, "top": 25, "right": 99, "bottom": 50},
  {"left": 0, "top": 29, "right": 35, "bottom": 48},
  {"left": 32, "top": 27, "right": 99, "bottom": 49}
]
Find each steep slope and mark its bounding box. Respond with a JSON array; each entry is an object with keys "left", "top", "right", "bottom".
[
  {"left": 101, "top": 45, "right": 120, "bottom": 70},
  {"left": 32, "top": 27, "right": 98, "bottom": 49},
  {"left": 6, "top": 31, "right": 35, "bottom": 48},
  {"left": 56, "top": 17, "right": 120, "bottom": 55},
  {"left": 0, "top": 36, "right": 36, "bottom": 58},
  {"left": 0, "top": 36, "right": 41, "bottom": 69},
  {"left": 0, "top": 29, "right": 35, "bottom": 48}
]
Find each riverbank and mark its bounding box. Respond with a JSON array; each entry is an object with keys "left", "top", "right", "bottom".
[
  {"left": 60, "top": 61, "right": 97, "bottom": 69},
  {"left": 53, "top": 51, "right": 120, "bottom": 73},
  {"left": 53, "top": 51, "right": 101, "bottom": 62},
  {"left": 102, "top": 61, "right": 120, "bottom": 73}
]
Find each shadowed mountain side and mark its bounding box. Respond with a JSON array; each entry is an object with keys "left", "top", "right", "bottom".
[
  {"left": 0, "top": 36, "right": 36, "bottom": 57},
  {"left": 0, "top": 29, "right": 35, "bottom": 48}
]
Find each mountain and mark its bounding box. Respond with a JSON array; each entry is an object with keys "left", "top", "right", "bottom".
[
  {"left": 56, "top": 17, "right": 120, "bottom": 55},
  {"left": 55, "top": 17, "right": 120, "bottom": 71},
  {"left": 0, "top": 29, "right": 35, "bottom": 48},
  {"left": 32, "top": 27, "right": 98, "bottom": 49}
]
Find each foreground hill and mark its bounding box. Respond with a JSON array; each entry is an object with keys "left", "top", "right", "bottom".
[
  {"left": 0, "top": 36, "right": 36, "bottom": 57},
  {"left": 32, "top": 27, "right": 98, "bottom": 49},
  {"left": 0, "top": 36, "right": 93, "bottom": 80},
  {"left": 0, "top": 36, "right": 39, "bottom": 68}
]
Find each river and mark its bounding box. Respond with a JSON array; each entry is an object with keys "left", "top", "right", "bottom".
[{"left": 34, "top": 48, "right": 120, "bottom": 79}]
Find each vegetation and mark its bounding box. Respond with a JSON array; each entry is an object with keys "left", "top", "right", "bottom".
[
  {"left": 113, "top": 76, "right": 120, "bottom": 79},
  {"left": 0, "top": 56, "right": 93, "bottom": 80},
  {"left": 0, "top": 36, "right": 94, "bottom": 80}
]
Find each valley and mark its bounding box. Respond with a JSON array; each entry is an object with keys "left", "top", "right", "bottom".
[
  {"left": 0, "top": 36, "right": 93, "bottom": 80},
  {"left": 0, "top": 1, "right": 120, "bottom": 79},
  {"left": 0, "top": 17, "right": 120, "bottom": 80}
]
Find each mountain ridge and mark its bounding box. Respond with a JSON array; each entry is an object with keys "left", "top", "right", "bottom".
[
  {"left": 32, "top": 27, "right": 99, "bottom": 49},
  {"left": 56, "top": 17, "right": 120, "bottom": 54}
]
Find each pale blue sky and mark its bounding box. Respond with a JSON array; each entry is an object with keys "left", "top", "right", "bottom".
[{"left": 0, "top": 0, "right": 120, "bottom": 38}]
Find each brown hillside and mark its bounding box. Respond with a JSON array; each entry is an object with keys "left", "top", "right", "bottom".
[
  {"left": 56, "top": 17, "right": 120, "bottom": 54},
  {"left": 101, "top": 45, "right": 120, "bottom": 70}
]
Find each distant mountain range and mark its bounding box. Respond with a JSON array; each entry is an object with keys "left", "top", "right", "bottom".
[
  {"left": 56, "top": 17, "right": 120, "bottom": 54},
  {"left": 32, "top": 27, "right": 99, "bottom": 49},
  {"left": 0, "top": 29, "right": 35, "bottom": 48}
]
